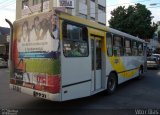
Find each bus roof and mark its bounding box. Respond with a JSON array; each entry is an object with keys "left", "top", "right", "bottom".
[{"left": 108, "top": 27, "right": 145, "bottom": 43}]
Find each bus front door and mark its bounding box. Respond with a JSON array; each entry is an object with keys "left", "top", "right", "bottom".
[{"left": 91, "top": 37, "right": 102, "bottom": 91}]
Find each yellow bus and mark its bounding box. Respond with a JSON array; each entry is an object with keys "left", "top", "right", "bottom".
[{"left": 6, "top": 9, "right": 147, "bottom": 101}]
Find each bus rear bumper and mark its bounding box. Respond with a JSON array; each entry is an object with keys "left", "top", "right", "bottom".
[{"left": 10, "top": 84, "right": 61, "bottom": 101}]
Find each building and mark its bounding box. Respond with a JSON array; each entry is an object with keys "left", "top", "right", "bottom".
[
  {"left": 0, "top": 27, "right": 10, "bottom": 60},
  {"left": 16, "top": 0, "right": 106, "bottom": 25}
]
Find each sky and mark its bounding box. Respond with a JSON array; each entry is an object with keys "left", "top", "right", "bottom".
[
  {"left": 0, "top": 0, "right": 160, "bottom": 27},
  {"left": 0, "top": 0, "right": 16, "bottom": 28}
]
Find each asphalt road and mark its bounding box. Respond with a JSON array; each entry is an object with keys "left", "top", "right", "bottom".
[{"left": 0, "top": 68, "right": 160, "bottom": 115}]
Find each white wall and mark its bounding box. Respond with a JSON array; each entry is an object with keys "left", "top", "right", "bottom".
[
  {"left": 98, "top": 10, "right": 106, "bottom": 24},
  {"left": 79, "top": 1, "right": 87, "bottom": 15},
  {"left": 90, "top": 1, "right": 95, "bottom": 18}
]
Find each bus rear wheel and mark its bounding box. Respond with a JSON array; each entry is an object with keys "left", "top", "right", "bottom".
[{"left": 107, "top": 73, "right": 117, "bottom": 94}]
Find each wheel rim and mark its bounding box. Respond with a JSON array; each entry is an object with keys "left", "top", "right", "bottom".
[{"left": 108, "top": 77, "right": 116, "bottom": 91}]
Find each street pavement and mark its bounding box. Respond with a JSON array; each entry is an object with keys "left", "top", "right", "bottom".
[{"left": 0, "top": 68, "right": 160, "bottom": 115}]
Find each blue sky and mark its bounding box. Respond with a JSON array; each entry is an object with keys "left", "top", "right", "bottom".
[{"left": 0, "top": 0, "right": 160, "bottom": 27}]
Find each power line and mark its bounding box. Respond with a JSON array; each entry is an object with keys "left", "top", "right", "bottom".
[
  {"left": 1, "top": 0, "right": 156, "bottom": 18},
  {"left": 147, "top": 6, "right": 160, "bottom": 8},
  {"left": 0, "top": 0, "right": 13, "bottom": 5},
  {"left": 72, "top": 0, "right": 151, "bottom": 15},
  {"left": 0, "top": 2, "right": 15, "bottom": 8},
  {"left": 107, "top": 0, "right": 150, "bottom": 7},
  {"left": 0, "top": 1, "right": 15, "bottom": 9},
  {"left": 0, "top": 0, "right": 14, "bottom": 7}
]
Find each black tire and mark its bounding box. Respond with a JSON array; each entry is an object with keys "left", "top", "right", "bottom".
[
  {"left": 107, "top": 73, "right": 117, "bottom": 94},
  {"left": 137, "top": 67, "right": 144, "bottom": 80}
]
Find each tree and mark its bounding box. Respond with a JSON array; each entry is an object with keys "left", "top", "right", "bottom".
[{"left": 109, "top": 3, "right": 157, "bottom": 39}]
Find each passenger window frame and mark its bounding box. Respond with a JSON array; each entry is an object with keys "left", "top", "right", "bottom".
[
  {"left": 124, "top": 38, "right": 132, "bottom": 56},
  {"left": 106, "top": 32, "right": 113, "bottom": 57},
  {"left": 113, "top": 35, "right": 124, "bottom": 56}
]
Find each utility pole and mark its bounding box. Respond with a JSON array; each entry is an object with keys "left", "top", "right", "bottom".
[{"left": 41, "top": 0, "right": 43, "bottom": 12}]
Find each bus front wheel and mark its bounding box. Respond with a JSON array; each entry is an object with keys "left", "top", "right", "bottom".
[{"left": 107, "top": 73, "right": 117, "bottom": 94}]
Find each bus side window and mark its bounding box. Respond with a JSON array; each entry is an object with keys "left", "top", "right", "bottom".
[
  {"left": 132, "top": 41, "right": 138, "bottom": 56},
  {"left": 113, "top": 35, "right": 124, "bottom": 56},
  {"left": 138, "top": 42, "right": 143, "bottom": 56},
  {"left": 124, "top": 39, "right": 132, "bottom": 56},
  {"left": 106, "top": 32, "right": 113, "bottom": 56},
  {"left": 62, "top": 22, "right": 88, "bottom": 57}
]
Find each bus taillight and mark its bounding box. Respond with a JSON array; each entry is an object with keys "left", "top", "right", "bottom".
[
  {"left": 44, "top": 76, "right": 61, "bottom": 93},
  {"left": 34, "top": 75, "right": 61, "bottom": 94}
]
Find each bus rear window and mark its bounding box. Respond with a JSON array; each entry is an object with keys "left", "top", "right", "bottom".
[{"left": 63, "top": 22, "right": 88, "bottom": 57}]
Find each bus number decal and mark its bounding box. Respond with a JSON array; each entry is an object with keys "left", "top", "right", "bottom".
[{"left": 33, "top": 91, "right": 46, "bottom": 99}]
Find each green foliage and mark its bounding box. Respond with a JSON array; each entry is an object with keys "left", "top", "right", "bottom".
[{"left": 109, "top": 3, "right": 157, "bottom": 39}]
